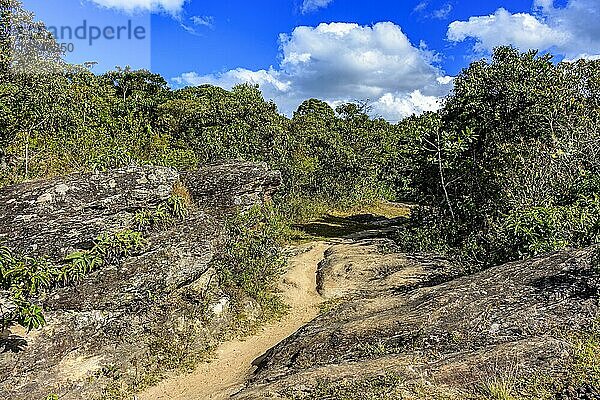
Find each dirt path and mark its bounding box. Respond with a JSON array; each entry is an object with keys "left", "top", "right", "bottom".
[{"left": 138, "top": 241, "right": 330, "bottom": 400}]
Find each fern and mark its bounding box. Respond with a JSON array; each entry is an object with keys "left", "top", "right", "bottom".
[{"left": 0, "top": 228, "right": 149, "bottom": 331}]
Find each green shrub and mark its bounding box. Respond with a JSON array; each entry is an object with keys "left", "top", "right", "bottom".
[
  {"left": 215, "top": 204, "right": 287, "bottom": 316},
  {"left": 0, "top": 229, "right": 148, "bottom": 331},
  {"left": 133, "top": 187, "right": 191, "bottom": 231},
  {"left": 569, "top": 322, "right": 600, "bottom": 388},
  {"left": 403, "top": 47, "right": 600, "bottom": 268},
  {"left": 492, "top": 199, "right": 600, "bottom": 260}
]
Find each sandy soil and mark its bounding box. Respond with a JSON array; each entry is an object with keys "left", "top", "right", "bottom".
[{"left": 137, "top": 241, "right": 330, "bottom": 400}]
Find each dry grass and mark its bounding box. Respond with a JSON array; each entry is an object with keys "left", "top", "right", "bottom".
[
  {"left": 171, "top": 180, "right": 193, "bottom": 206},
  {"left": 330, "top": 200, "right": 412, "bottom": 219},
  {"left": 478, "top": 376, "right": 518, "bottom": 400}
]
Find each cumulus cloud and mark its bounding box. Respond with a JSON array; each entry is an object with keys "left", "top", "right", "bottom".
[
  {"left": 88, "top": 0, "right": 186, "bottom": 15},
  {"left": 173, "top": 68, "right": 292, "bottom": 92},
  {"left": 447, "top": 8, "right": 565, "bottom": 52},
  {"left": 301, "top": 0, "right": 334, "bottom": 13},
  {"left": 173, "top": 22, "right": 452, "bottom": 120},
  {"left": 447, "top": 0, "right": 600, "bottom": 60},
  {"left": 373, "top": 91, "right": 443, "bottom": 120}
]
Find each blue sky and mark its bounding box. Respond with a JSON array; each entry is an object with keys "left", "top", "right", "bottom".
[
  {"left": 21, "top": 0, "right": 600, "bottom": 120},
  {"left": 151, "top": 0, "right": 534, "bottom": 76}
]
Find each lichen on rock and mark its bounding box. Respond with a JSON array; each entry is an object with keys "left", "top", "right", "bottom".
[
  {"left": 235, "top": 244, "right": 600, "bottom": 399},
  {"left": 0, "top": 162, "right": 281, "bottom": 400}
]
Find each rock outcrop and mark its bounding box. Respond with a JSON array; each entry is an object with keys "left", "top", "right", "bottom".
[
  {"left": 316, "top": 239, "right": 462, "bottom": 299},
  {"left": 0, "top": 162, "right": 280, "bottom": 400},
  {"left": 236, "top": 241, "right": 600, "bottom": 399}
]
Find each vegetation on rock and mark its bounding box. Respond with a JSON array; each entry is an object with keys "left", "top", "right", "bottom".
[
  {"left": 0, "top": 188, "right": 189, "bottom": 330},
  {"left": 215, "top": 204, "right": 288, "bottom": 318}
]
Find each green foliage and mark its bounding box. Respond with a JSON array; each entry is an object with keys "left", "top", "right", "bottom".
[
  {"left": 215, "top": 204, "right": 287, "bottom": 314},
  {"left": 166, "top": 192, "right": 190, "bottom": 219},
  {"left": 274, "top": 98, "right": 400, "bottom": 208},
  {"left": 12, "top": 292, "right": 46, "bottom": 331},
  {"left": 0, "top": 246, "right": 54, "bottom": 330},
  {"left": 87, "top": 229, "right": 146, "bottom": 265},
  {"left": 158, "top": 83, "right": 285, "bottom": 164},
  {"left": 404, "top": 47, "right": 600, "bottom": 267},
  {"left": 569, "top": 323, "right": 600, "bottom": 388},
  {"left": 478, "top": 377, "right": 518, "bottom": 400},
  {"left": 494, "top": 199, "right": 600, "bottom": 259},
  {"left": 133, "top": 208, "right": 170, "bottom": 231},
  {"left": 0, "top": 229, "right": 147, "bottom": 330},
  {"left": 133, "top": 191, "right": 190, "bottom": 231}
]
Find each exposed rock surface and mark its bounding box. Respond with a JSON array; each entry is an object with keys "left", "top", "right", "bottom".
[
  {"left": 181, "top": 163, "right": 281, "bottom": 211},
  {"left": 316, "top": 238, "right": 462, "bottom": 299},
  {"left": 0, "top": 162, "right": 281, "bottom": 400},
  {"left": 236, "top": 242, "right": 600, "bottom": 399}
]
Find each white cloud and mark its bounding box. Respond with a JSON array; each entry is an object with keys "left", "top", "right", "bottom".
[
  {"left": 88, "top": 0, "right": 187, "bottom": 15},
  {"left": 433, "top": 4, "right": 453, "bottom": 20},
  {"left": 447, "top": 0, "right": 600, "bottom": 60},
  {"left": 173, "top": 22, "right": 452, "bottom": 120},
  {"left": 413, "top": 2, "right": 428, "bottom": 13},
  {"left": 190, "top": 16, "right": 214, "bottom": 28},
  {"left": 373, "top": 91, "right": 443, "bottom": 121},
  {"left": 301, "top": 0, "right": 334, "bottom": 14},
  {"left": 180, "top": 16, "right": 214, "bottom": 36},
  {"left": 447, "top": 8, "right": 565, "bottom": 52},
  {"left": 413, "top": 2, "right": 452, "bottom": 20},
  {"left": 173, "top": 68, "right": 292, "bottom": 92}
]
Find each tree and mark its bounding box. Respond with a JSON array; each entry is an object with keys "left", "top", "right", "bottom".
[
  {"left": 0, "top": 0, "right": 63, "bottom": 76},
  {"left": 409, "top": 46, "right": 600, "bottom": 264},
  {"left": 158, "top": 83, "right": 285, "bottom": 164}
]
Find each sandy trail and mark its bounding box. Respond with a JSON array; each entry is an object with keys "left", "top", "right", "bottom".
[{"left": 138, "top": 241, "right": 330, "bottom": 400}]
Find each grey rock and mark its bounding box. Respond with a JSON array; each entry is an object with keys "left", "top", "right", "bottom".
[
  {"left": 181, "top": 162, "right": 281, "bottom": 212},
  {"left": 0, "top": 166, "right": 179, "bottom": 259},
  {"left": 0, "top": 291, "right": 17, "bottom": 323},
  {"left": 316, "top": 238, "right": 462, "bottom": 299},
  {"left": 236, "top": 245, "right": 600, "bottom": 399},
  {"left": 0, "top": 162, "right": 280, "bottom": 400}
]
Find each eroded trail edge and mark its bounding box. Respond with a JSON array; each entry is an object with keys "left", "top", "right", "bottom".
[{"left": 138, "top": 241, "right": 330, "bottom": 400}]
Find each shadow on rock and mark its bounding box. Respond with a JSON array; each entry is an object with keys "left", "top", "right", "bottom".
[{"left": 0, "top": 332, "right": 27, "bottom": 354}]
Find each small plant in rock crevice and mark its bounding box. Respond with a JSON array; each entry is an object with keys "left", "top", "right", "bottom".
[
  {"left": 133, "top": 184, "right": 191, "bottom": 231},
  {"left": 0, "top": 229, "right": 147, "bottom": 331},
  {"left": 478, "top": 376, "right": 518, "bottom": 400}
]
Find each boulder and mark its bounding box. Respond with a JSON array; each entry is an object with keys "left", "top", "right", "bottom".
[
  {"left": 0, "top": 162, "right": 281, "bottom": 400},
  {"left": 236, "top": 245, "right": 600, "bottom": 399},
  {"left": 316, "top": 238, "right": 462, "bottom": 299}
]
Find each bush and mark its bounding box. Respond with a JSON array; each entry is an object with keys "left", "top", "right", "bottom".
[
  {"left": 214, "top": 204, "right": 287, "bottom": 316},
  {"left": 403, "top": 47, "right": 600, "bottom": 267}
]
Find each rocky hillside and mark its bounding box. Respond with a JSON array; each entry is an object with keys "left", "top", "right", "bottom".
[
  {"left": 0, "top": 162, "right": 280, "bottom": 400},
  {"left": 1, "top": 164, "right": 599, "bottom": 400},
  {"left": 236, "top": 239, "right": 600, "bottom": 399}
]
